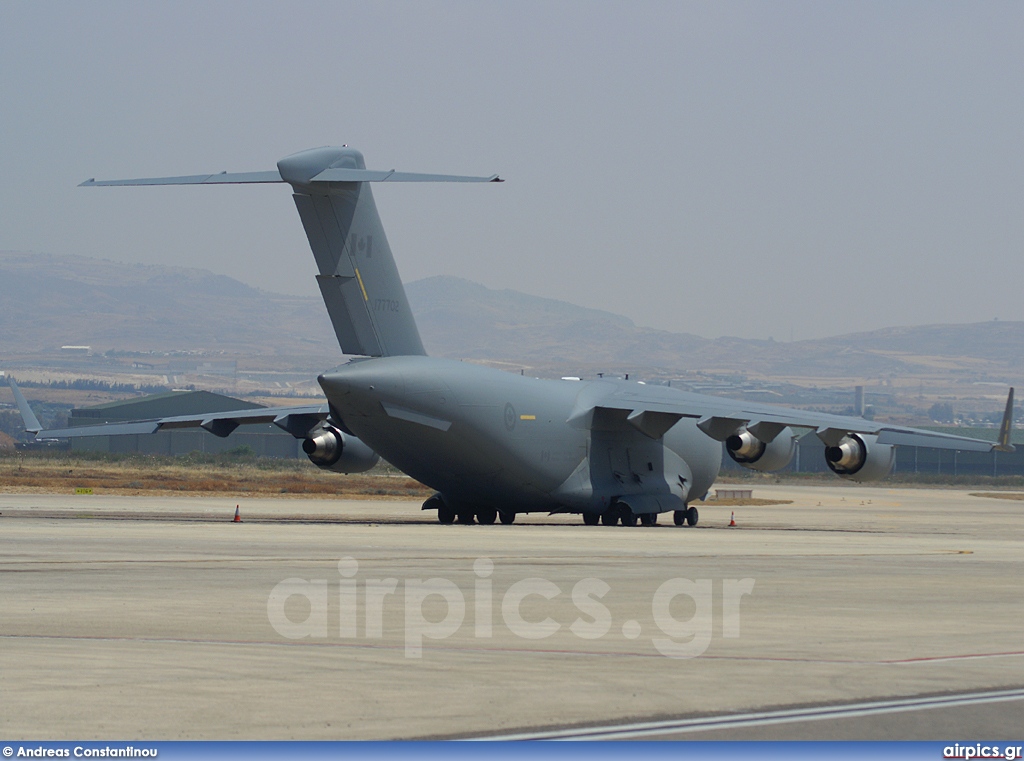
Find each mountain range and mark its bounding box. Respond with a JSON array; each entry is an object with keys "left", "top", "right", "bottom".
[
  {"left": 1, "top": 251, "right": 1020, "bottom": 381},
  {"left": 407, "top": 275, "right": 1023, "bottom": 380}
]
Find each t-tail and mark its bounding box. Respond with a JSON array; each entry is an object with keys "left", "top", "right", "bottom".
[{"left": 81, "top": 146, "right": 502, "bottom": 357}]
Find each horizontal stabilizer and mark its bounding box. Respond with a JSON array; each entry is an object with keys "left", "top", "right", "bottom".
[
  {"left": 80, "top": 146, "right": 502, "bottom": 359},
  {"left": 81, "top": 169, "right": 502, "bottom": 187},
  {"left": 309, "top": 168, "right": 502, "bottom": 183},
  {"left": 80, "top": 171, "right": 284, "bottom": 186}
]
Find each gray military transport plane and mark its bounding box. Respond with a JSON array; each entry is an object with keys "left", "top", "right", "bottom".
[{"left": 13, "top": 146, "right": 1016, "bottom": 526}]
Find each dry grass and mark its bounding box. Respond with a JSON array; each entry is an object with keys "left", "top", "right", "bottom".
[{"left": 0, "top": 454, "right": 433, "bottom": 499}]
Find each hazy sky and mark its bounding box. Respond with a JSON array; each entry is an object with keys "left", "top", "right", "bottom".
[{"left": 2, "top": 1, "right": 1022, "bottom": 341}]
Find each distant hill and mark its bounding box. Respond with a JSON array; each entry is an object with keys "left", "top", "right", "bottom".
[
  {"left": 0, "top": 251, "right": 341, "bottom": 356},
  {"left": 1, "top": 252, "right": 1020, "bottom": 381},
  {"left": 406, "top": 275, "right": 1023, "bottom": 379},
  {"left": 405, "top": 276, "right": 708, "bottom": 367}
]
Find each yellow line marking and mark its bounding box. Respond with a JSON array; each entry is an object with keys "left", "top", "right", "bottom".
[
  {"left": 520, "top": 414, "right": 536, "bottom": 420},
  {"left": 354, "top": 268, "right": 369, "bottom": 301}
]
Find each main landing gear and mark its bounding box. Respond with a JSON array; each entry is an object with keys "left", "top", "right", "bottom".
[
  {"left": 584, "top": 504, "right": 658, "bottom": 526},
  {"left": 673, "top": 506, "right": 699, "bottom": 526},
  {"left": 427, "top": 493, "right": 696, "bottom": 527},
  {"left": 453, "top": 507, "right": 504, "bottom": 525},
  {"left": 424, "top": 494, "right": 515, "bottom": 525},
  {"left": 476, "top": 508, "right": 497, "bottom": 525},
  {"left": 437, "top": 502, "right": 456, "bottom": 524}
]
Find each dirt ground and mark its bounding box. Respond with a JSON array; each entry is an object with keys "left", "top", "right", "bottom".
[
  {"left": 0, "top": 454, "right": 802, "bottom": 505},
  {"left": 0, "top": 454, "right": 433, "bottom": 499}
]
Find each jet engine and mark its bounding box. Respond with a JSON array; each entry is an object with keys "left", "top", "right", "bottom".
[
  {"left": 824, "top": 433, "right": 894, "bottom": 482},
  {"left": 726, "top": 427, "right": 796, "bottom": 472},
  {"left": 302, "top": 425, "right": 379, "bottom": 474}
]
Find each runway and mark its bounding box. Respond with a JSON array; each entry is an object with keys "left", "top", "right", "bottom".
[
  {"left": 1, "top": 484, "right": 1022, "bottom": 740},
  {"left": 478, "top": 688, "right": 1024, "bottom": 740}
]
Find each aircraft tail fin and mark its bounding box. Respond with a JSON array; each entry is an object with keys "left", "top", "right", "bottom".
[
  {"left": 82, "top": 146, "right": 501, "bottom": 358},
  {"left": 6, "top": 376, "right": 42, "bottom": 434},
  {"left": 279, "top": 148, "right": 420, "bottom": 357},
  {"left": 277, "top": 147, "right": 500, "bottom": 357}
]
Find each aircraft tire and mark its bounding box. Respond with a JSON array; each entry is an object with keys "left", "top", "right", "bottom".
[
  {"left": 438, "top": 504, "right": 456, "bottom": 524},
  {"left": 457, "top": 510, "right": 475, "bottom": 525},
  {"left": 600, "top": 511, "right": 619, "bottom": 526},
  {"left": 499, "top": 511, "right": 516, "bottom": 525},
  {"left": 673, "top": 510, "right": 686, "bottom": 526},
  {"left": 583, "top": 512, "right": 600, "bottom": 526},
  {"left": 686, "top": 506, "right": 699, "bottom": 527},
  {"left": 477, "top": 507, "right": 497, "bottom": 525},
  {"left": 621, "top": 510, "right": 638, "bottom": 527},
  {"left": 640, "top": 512, "right": 657, "bottom": 526}
]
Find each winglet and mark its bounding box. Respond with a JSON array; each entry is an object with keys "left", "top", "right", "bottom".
[
  {"left": 996, "top": 387, "right": 1015, "bottom": 452},
  {"left": 7, "top": 376, "right": 42, "bottom": 434}
]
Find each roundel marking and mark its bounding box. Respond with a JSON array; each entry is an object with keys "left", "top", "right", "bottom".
[{"left": 504, "top": 403, "right": 516, "bottom": 431}]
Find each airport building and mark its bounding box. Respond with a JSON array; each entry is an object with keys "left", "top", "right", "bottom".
[{"left": 69, "top": 390, "right": 302, "bottom": 458}]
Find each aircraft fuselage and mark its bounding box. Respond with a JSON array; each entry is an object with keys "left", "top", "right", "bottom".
[{"left": 319, "top": 356, "right": 722, "bottom": 514}]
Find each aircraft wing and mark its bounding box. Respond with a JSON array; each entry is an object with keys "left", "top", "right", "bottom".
[
  {"left": 33, "top": 404, "right": 329, "bottom": 440},
  {"left": 79, "top": 169, "right": 501, "bottom": 187},
  {"left": 570, "top": 384, "right": 1015, "bottom": 453}
]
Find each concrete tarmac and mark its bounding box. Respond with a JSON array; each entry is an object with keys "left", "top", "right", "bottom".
[{"left": 1, "top": 484, "right": 1022, "bottom": 740}]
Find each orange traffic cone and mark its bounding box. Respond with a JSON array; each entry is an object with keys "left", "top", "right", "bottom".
[
  {"left": 233, "top": 505, "right": 241, "bottom": 523},
  {"left": 729, "top": 511, "right": 736, "bottom": 527}
]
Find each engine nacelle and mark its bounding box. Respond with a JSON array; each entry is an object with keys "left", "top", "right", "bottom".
[
  {"left": 302, "top": 425, "right": 379, "bottom": 474},
  {"left": 726, "top": 427, "right": 796, "bottom": 472},
  {"left": 824, "top": 433, "right": 894, "bottom": 482}
]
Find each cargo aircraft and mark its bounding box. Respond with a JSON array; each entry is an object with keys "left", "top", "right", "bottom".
[{"left": 11, "top": 146, "right": 1015, "bottom": 526}]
